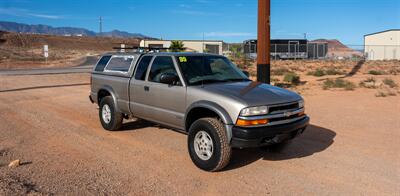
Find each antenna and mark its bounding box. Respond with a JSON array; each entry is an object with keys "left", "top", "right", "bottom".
[{"left": 99, "top": 16, "right": 103, "bottom": 36}]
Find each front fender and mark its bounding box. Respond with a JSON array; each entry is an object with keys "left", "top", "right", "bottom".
[{"left": 185, "top": 101, "right": 234, "bottom": 141}]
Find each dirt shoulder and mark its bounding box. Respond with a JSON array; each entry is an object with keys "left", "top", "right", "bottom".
[
  {"left": 0, "top": 32, "right": 140, "bottom": 70},
  {"left": 0, "top": 72, "right": 399, "bottom": 195}
]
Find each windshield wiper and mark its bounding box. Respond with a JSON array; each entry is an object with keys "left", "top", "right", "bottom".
[
  {"left": 190, "top": 78, "right": 251, "bottom": 86},
  {"left": 224, "top": 78, "right": 252, "bottom": 82},
  {"left": 190, "top": 79, "right": 225, "bottom": 86}
]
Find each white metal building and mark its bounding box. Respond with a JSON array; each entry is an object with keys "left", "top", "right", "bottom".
[
  {"left": 139, "top": 40, "right": 223, "bottom": 55},
  {"left": 364, "top": 29, "right": 400, "bottom": 60}
]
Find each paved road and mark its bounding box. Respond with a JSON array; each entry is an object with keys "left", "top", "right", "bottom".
[{"left": 0, "top": 56, "right": 97, "bottom": 76}]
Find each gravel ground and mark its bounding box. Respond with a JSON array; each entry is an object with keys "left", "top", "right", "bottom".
[{"left": 0, "top": 73, "right": 399, "bottom": 195}]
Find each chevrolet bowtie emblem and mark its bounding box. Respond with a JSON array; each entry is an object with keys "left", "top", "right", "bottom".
[{"left": 284, "top": 111, "right": 293, "bottom": 117}]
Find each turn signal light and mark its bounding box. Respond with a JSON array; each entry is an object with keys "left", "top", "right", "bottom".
[
  {"left": 298, "top": 110, "right": 305, "bottom": 117},
  {"left": 236, "top": 119, "right": 269, "bottom": 127}
]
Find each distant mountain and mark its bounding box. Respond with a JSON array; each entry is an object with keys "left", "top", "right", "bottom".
[
  {"left": 0, "top": 21, "right": 152, "bottom": 39},
  {"left": 100, "top": 30, "right": 149, "bottom": 39}
]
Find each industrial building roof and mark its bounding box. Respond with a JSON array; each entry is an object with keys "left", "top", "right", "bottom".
[{"left": 364, "top": 29, "right": 400, "bottom": 37}]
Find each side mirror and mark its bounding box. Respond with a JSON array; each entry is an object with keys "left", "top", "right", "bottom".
[
  {"left": 160, "top": 73, "right": 179, "bottom": 85},
  {"left": 243, "top": 71, "right": 250, "bottom": 77}
]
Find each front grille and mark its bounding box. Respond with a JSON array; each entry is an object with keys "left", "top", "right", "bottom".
[
  {"left": 268, "top": 114, "right": 301, "bottom": 123},
  {"left": 268, "top": 102, "right": 299, "bottom": 113}
]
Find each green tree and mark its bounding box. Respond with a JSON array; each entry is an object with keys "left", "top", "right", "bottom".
[
  {"left": 229, "top": 45, "right": 243, "bottom": 59},
  {"left": 169, "top": 40, "right": 185, "bottom": 52}
]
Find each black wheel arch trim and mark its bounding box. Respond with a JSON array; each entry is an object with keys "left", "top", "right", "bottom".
[
  {"left": 185, "top": 101, "right": 234, "bottom": 130},
  {"left": 97, "top": 85, "right": 120, "bottom": 112}
]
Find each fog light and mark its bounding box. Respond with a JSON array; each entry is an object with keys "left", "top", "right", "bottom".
[{"left": 236, "top": 119, "right": 269, "bottom": 126}]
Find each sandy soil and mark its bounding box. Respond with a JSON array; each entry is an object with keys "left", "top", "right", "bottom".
[
  {"left": 0, "top": 32, "right": 140, "bottom": 70},
  {"left": 0, "top": 71, "right": 399, "bottom": 195}
]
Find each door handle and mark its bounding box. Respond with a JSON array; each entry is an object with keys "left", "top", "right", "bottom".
[{"left": 144, "top": 86, "right": 150, "bottom": 91}]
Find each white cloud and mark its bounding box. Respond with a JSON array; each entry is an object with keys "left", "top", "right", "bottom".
[
  {"left": 0, "top": 7, "right": 62, "bottom": 19},
  {"left": 172, "top": 10, "right": 219, "bottom": 16},
  {"left": 27, "top": 13, "right": 62, "bottom": 19},
  {"left": 203, "top": 32, "right": 255, "bottom": 37}
]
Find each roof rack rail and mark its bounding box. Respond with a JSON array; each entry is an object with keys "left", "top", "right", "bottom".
[{"left": 113, "top": 46, "right": 170, "bottom": 53}]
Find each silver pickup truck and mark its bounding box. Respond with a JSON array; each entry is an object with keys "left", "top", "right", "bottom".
[{"left": 89, "top": 52, "right": 309, "bottom": 171}]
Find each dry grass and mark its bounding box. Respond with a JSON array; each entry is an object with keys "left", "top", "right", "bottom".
[
  {"left": 383, "top": 78, "right": 398, "bottom": 88},
  {"left": 359, "top": 77, "right": 378, "bottom": 89},
  {"left": 368, "top": 70, "right": 386, "bottom": 75},
  {"left": 375, "top": 91, "right": 397, "bottom": 97},
  {"left": 323, "top": 78, "right": 356, "bottom": 90},
  {"left": 307, "top": 67, "right": 345, "bottom": 77},
  {"left": 283, "top": 72, "right": 301, "bottom": 84}
]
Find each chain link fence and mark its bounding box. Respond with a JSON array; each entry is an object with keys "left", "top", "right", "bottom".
[
  {"left": 2, "top": 39, "right": 399, "bottom": 70},
  {"left": 225, "top": 43, "right": 400, "bottom": 62}
]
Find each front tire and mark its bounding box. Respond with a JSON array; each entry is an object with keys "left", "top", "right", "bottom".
[
  {"left": 99, "top": 96, "right": 123, "bottom": 131},
  {"left": 188, "top": 118, "right": 231, "bottom": 172}
]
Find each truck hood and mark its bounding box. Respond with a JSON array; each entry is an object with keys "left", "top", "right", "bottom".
[{"left": 197, "top": 81, "right": 302, "bottom": 106}]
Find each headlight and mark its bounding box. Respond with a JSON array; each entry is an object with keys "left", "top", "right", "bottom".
[
  {"left": 298, "top": 100, "right": 304, "bottom": 108},
  {"left": 240, "top": 106, "right": 268, "bottom": 116}
]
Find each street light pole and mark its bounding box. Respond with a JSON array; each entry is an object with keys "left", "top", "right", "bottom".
[{"left": 257, "top": 0, "right": 271, "bottom": 84}]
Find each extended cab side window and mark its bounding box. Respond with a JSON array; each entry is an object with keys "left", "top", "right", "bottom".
[
  {"left": 104, "top": 55, "right": 134, "bottom": 72},
  {"left": 134, "top": 56, "right": 153, "bottom": 80},
  {"left": 94, "top": 55, "right": 111, "bottom": 72},
  {"left": 149, "top": 56, "right": 178, "bottom": 83}
]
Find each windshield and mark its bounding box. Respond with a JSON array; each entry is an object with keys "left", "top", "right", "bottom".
[{"left": 176, "top": 55, "right": 250, "bottom": 85}]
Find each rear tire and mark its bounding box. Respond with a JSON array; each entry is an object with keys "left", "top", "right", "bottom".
[
  {"left": 99, "top": 96, "right": 123, "bottom": 131},
  {"left": 188, "top": 118, "right": 231, "bottom": 172}
]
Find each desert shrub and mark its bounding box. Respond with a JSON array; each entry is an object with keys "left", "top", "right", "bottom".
[
  {"left": 283, "top": 72, "right": 300, "bottom": 84},
  {"left": 307, "top": 68, "right": 325, "bottom": 77},
  {"left": 307, "top": 68, "right": 344, "bottom": 77},
  {"left": 368, "top": 70, "right": 385, "bottom": 75},
  {"left": 237, "top": 63, "right": 247, "bottom": 70},
  {"left": 383, "top": 78, "right": 398, "bottom": 88},
  {"left": 389, "top": 68, "right": 400, "bottom": 75},
  {"left": 272, "top": 67, "right": 290, "bottom": 76},
  {"left": 359, "top": 77, "right": 377, "bottom": 88},
  {"left": 364, "top": 77, "right": 376, "bottom": 83},
  {"left": 325, "top": 68, "right": 345, "bottom": 75},
  {"left": 249, "top": 70, "right": 257, "bottom": 77},
  {"left": 323, "top": 78, "right": 355, "bottom": 90},
  {"left": 375, "top": 91, "right": 387, "bottom": 97},
  {"left": 375, "top": 91, "right": 396, "bottom": 97},
  {"left": 271, "top": 77, "right": 280, "bottom": 82}
]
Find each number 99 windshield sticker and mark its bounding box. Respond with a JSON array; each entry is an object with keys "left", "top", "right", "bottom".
[{"left": 178, "top": 57, "right": 187, "bottom": 63}]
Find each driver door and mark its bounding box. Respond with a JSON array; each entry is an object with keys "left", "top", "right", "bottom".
[{"left": 145, "top": 56, "right": 186, "bottom": 129}]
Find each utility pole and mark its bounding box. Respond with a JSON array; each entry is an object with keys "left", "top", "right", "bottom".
[
  {"left": 257, "top": 0, "right": 271, "bottom": 84},
  {"left": 99, "top": 16, "right": 103, "bottom": 36},
  {"left": 202, "top": 32, "right": 205, "bottom": 52}
]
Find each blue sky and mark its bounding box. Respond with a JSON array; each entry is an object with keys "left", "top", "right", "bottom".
[{"left": 0, "top": 0, "right": 399, "bottom": 44}]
